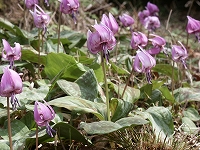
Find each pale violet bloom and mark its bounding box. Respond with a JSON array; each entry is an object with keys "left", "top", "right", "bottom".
[
  {"left": 186, "top": 16, "right": 200, "bottom": 42},
  {"left": 144, "top": 16, "right": 160, "bottom": 32},
  {"left": 146, "top": 2, "right": 159, "bottom": 16},
  {"left": 147, "top": 34, "right": 166, "bottom": 55},
  {"left": 87, "top": 23, "right": 116, "bottom": 62},
  {"left": 138, "top": 9, "right": 150, "bottom": 25},
  {"left": 101, "top": 13, "right": 119, "bottom": 35},
  {"left": 134, "top": 46, "right": 156, "bottom": 84},
  {"left": 34, "top": 100, "right": 55, "bottom": 137},
  {"left": 172, "top": 41, "right": 188, "bottom": 69},
  {"left": 30, "top": 4, "right": 50, "bottom": 33},
  {"left": 2, "top": 39, "right": 21, "bottom": 68},
  {"left": 0, "top": 67, "right": 22, "bottom": 110},
  {"left": 25, "top": 0, "right": 38, "bottom": 9},
  {"left": 131, "top": 32, "right": 148, "bottom": 49},
  {"left": 119, "top": 14, "right": 134, "bottom": 27}
]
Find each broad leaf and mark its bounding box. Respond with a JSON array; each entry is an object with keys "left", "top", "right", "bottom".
[
  {"left": 183, "top": 107, "right": 200, "bottom": 121},
  {"left": 181, "top": 117, "right": 199, "bottom": 134},
  {"left": 174, "top": 87, "right": 200, "bottom": 103},
  {"left": 80, "top": 115, "right": 148, "bottom": 134},
  {"left": 44, "top": 53, "right": 86, "bottom": 81},
  {"left": 146, "top": 106, "right": 174, "bottom": 142},
  {"left": 48, "top": 96, "right": 107, "bottom": 120},
  {"left": 110, "top": 98, "right": 133, "bottom": 122},
  {"left": 152, "top": 64, "right": 179, "bottom": 81},
  {"left": 0, "top": 120, "right": 30, "bottom": 150}
]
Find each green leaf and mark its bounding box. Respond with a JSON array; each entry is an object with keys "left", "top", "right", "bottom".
[
  {"left": 57, "top": 79, "right": 81, "bottom": 97},
  {"left": 183, "top": 107, "right": 200, "bottom": 121},
  {"left": 159, "top": 86, "right": 175, "bottom": 103},
  {"left": 181, "top": 117, "right": 199, "bottom": 134},
  {"left": 110, "top": 83, "right": 140, "bottom": 103},
  {"left": 21, "top": 47, "right": 47, "bottom": 65},
  {"left": 20, "top": 111, "right": 35, "bottom": 130},
  {"left": 0, "top": 140, "right": 9, "bottom": 150},
  {"left": 0, "top": 120, "right": 30, "bottom": 149},
  {"left": 0, "top": 108, "right": 8, "bottom": 118},
  {"left": 48, "top": 96, "right": 107, "bottom": 120},
  {"left": 146, "top": 106, "right": 174, "bottom": 142},
  {"left": 115, "top": 116, "right": 149, "bottom": 127},
  {"left": 152, "top": 64, "right": 179, "bottom": 81},
  {"left": 75, "top": 69, "right": 98, "bottom": 101},
  {"left": 110, "top": 61, "right": 129, "bottom": 75},
  {"left": 44, "top": 53, "right": 86, "bottom": 81},
  {"left": 26, "top": 122, "right": 88, "bottom": 147},
  {"left": 17, "top": 86, "right": 49, "bottom": 105},
  {"left": 174, "top": 87, "right": 200, "bottom": 103},
  {"left": 57, "top": 70, "right": 99, "bottom": 101},
  {"left": 140, "top": 83, "right": 153, "bottom": 99},
  {"left": 0, "top": 17, "right": 15, "bottom": 34},
  {"left": 80, "top": 115, "right": 148, "bottom": 134},
  {"left": 110, "top": 98, "right": 133, "bottom": 122}
]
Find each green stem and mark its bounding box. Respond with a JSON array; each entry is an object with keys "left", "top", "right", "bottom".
[
  {"left": 57, "top": 11, "right": 61, "bottom": 53},
  {"left": 36, "top": 125, "right": 38, "bottom": 150},
  {"left": 7, "top": 97, "right": 13, "bottom": 150},
  {"left": 101, "top": 51, "right": 110, "bottom": 121},
  {"left": 38, "top": 29, "right": 41, "bottom": 76},
  {"left": 121, "top": 67, "right": 134, "bottom": 99},
  {"left": 171, "top": 61, "right": 174, "bottom": 97}
]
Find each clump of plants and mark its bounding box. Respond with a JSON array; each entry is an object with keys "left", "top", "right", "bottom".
[{"left": 0, "top": 0, "right": 199, "bottom": 149}]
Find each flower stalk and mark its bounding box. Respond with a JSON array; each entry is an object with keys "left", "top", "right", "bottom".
[
  {"left": 7, "top": 97, "right": 13, "bottom": 150},
  {"left": 57, "top": 11, "right": 62, "bottom": 53},
  {"left": 101, "top": 51, "right": 110, "bottom": 121}
]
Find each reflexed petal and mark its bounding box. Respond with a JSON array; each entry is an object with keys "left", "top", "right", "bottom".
[
  {"left": 186, "top": 16, "right": 200, "bottom": 34},
  {"left": 119, "top": 14, "right": 134, "bottom": 27},
  {"left": 93, "top": 24, "right": 112, "bottom": 42},
  {"left": 146, "top": 2, "right": 159, "bottom": 16},
  {"left": 13, "top": 42, "right": 21, "bottom": 60},
  {"left": 2, "top": 39, "right": 13, "bottom": 58},
  {"left": 134, "top": 52, "right": 143, "bottom": 73},
  {"left": 108, "top": 13, "right": 119, "bottom": 34}
]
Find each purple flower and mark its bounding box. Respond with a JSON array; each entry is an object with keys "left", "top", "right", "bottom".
[
  {"left": 87, "top": 23, "right": 116, "bottom": 61},
  {"left": 2, "top": 39, "right": 21, "bottom": 68},
  {"left": 101, "top": 13, "right": 119, "bottom": 35},
  {"left": 186, "top": 16, "right": 200, "bottom": 42},
  {"left": 172, "top": 41, "right": 188, "bottom": 69},
  {"left": 30, "top": 4, "right": 50, "bottom": 32},
  {"left": 25, "top": 0, "right": 38, "bottom": 9},
  {"left": 34, "top": 100, "right": 55, "bottom": 137},
  {"left": 130, "top": 32, "right": 148, "bottom": 49},
  {"left": 119, "top": 14, "right": 134, "bottom": 27},
  {"left": 44, "top": 0, "right": 49, "bottom": 6},
  {"left": 60, "top": 0, "right": 79, "bottom": 23},
  {"left": 143, "top": 16, "right": 160, "bottom": 32},
  {"left": 147, "top": 34, "right": 166, "bottom": 55},
  {"left": 146, "top": 2, "right": 159, "bottom": 16},
  {"left": 0, "top": 67, "right": 22, "bottom": 110},
  {"left": 138, "top": 9, "right": 150, "bottom": 25},
  {"left": 134, "top": 47, "right": 156, "bottom": 84}
]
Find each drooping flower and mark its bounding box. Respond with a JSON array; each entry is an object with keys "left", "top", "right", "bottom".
[
  {"left": 186, "top": 16, "right": 200, "bottom": 42},
  {"left": 2, "top": 39, "right": 21, "bottom": 68},
  {"left": 146, "top": 2, "right": 159, "bottom": 16},
  {"left": 30, "top": 4, "right": 50, "bottom": 33},
  {"left": 101, "top": 13, "right": 119, "bottom": 35},
  {"left": 143, "top": 16, "right": 160, "bottom": 32},
  {"left": 87, "top": 23, "right": 116, "bottom": 62},
  {"left": 0, "top": 67, "right": 22, "bottom": 110},
  {"left": 60, "top": 0, "right": 79, "bottom": 23},
  {"left": 119, "top": 14, "right": 134, "bottom": 27},
  {"left": 34, "top": 100, "right": 55, "bottom": 137},
  {"left": 44, "top": 0, "right": 49, "bottom": 6},
  {"left": 147, "top": 34, "right": 166, "bottom": 55},
  {"left": 138, "top": 9, "right": 150, "bottom": 25},
  {"left": 25, "top": 0, "right": 38, "bottom": 10},
  {"left": 134, "top": 46, "right": 156, "bottom": 84},
  {"left": 171, "top": 41, "right": 188, "bottom": 69},
  {"left": 130, "top": 32, "right": 148, "bottom": 49}
]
